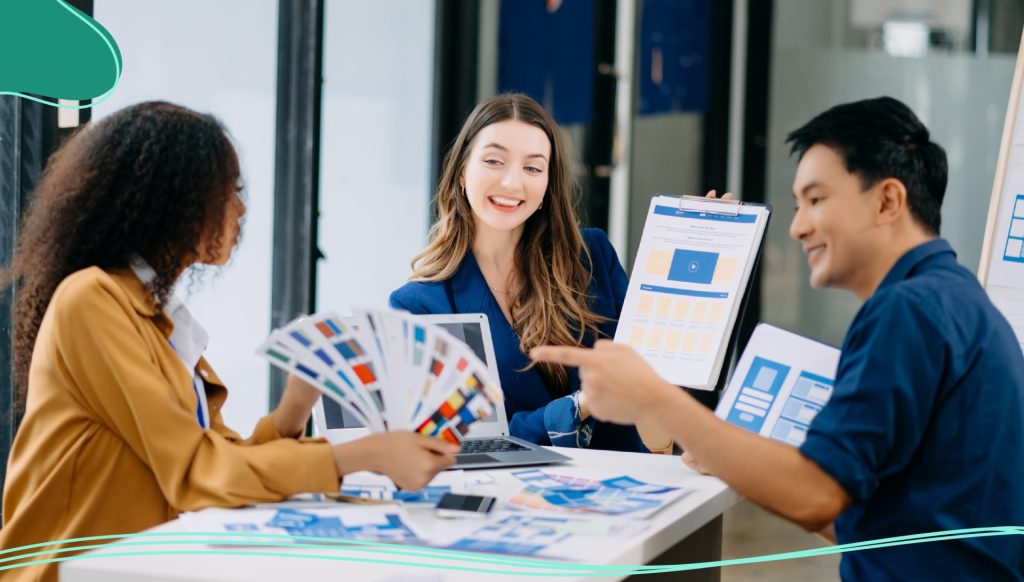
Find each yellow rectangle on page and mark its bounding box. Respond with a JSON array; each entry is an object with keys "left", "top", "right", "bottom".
[
  {"left": 645, "top": 250, "right": 672, "bottom": 276},
  {"left": 713, "top": 256, "right": 739, "bottom": 284}
]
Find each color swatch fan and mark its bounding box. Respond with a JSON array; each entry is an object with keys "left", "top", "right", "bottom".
[{"left": 257, "top": 309, "right": 503, "bottom": 443}]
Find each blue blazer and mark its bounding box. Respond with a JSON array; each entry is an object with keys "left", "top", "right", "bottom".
[{"left": 390, "top": 228, "right": 646, "bottom": 453}]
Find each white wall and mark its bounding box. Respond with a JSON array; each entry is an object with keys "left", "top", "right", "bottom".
[
  {"left": 316, "top": 0, "right": 435, "bottom": 312},
  {"left": 93, "top": 0, "right": 278, "bottom": 435}
]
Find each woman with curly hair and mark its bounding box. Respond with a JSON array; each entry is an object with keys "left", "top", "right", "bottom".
[
  {"left": 390, "top": 93, "right": 646, "bottom": 452},
  {"left": 0, "top": 101, "right": 457, "bottom": 582}
]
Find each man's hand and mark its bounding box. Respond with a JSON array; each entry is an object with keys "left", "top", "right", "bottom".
[
  {"left": 531, "top": 340, "right": 676, "bottom": 424},
  {"left": 682, "top": 450, "right": 712, "bottom": 475},
  {"left": 535, "top": 339, "right": 852, "bottom": 532}
]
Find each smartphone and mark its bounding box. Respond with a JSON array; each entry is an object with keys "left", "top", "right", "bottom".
[{"left": 434, "top": 493, "right": 496, "bottom": 518}]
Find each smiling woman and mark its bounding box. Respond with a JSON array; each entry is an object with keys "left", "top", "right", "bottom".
[
  {"left": 462, "top": 120, "right": 550, "bottom": 241},
  {"left": 390, "top": 93, "right": 646, "bottom": 453}
]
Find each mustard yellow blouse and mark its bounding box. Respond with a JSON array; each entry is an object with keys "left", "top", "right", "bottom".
[{"left": 1, "top": 267, "right": 339, "bottom": 582}]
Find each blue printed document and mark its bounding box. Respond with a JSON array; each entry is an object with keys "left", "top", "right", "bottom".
[
  {"left": 715, "top": 323, "right": 840, "bottom": 447},
  {"left": 181, "top": 506, "right": 425, "bottom": 545},
  {"left": 507, "top": 469, "right": 692, "bottom": 519},
  {"left": 337, "top": 469, "right": 478, "bottom": 505},
  {"left": 615, "top": 195, "right": 771, "bottom": 389},
  {"left": 439, "top": 513, "right": 647, "bottom": 561}
]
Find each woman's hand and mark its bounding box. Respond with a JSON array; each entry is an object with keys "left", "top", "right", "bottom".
[
  {"left": 332, "top": 432, "right": 459, "bottom": 491},
  {"left": 705, "top": 189, "right": 734, "bottom": 200},
  {"left": 576, "top": 390, "right": 591, "bottom": 421},
  {"left": 270, "top": 375, "right": 322, "bottom": 438}
]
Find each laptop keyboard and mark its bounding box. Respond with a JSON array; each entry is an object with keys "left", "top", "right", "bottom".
[{"left": 459, "top": 438, "right": 529, "bottom": 454}]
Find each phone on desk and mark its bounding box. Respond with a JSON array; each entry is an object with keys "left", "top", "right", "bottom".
[{"left": 435, "top": 493, "right": 496, "bottom": 518}]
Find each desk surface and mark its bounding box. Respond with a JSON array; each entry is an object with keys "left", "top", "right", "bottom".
[{"left": 61, "top": 448, "right": 737, "bottom": 582}]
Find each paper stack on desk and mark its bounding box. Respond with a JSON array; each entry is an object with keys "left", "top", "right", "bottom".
[
  {"left": 183, "top": 505, "right": 426, "bottom": 545},
  {"left": 258, "top": 308, "right": 503, "bottom": 443},
  {"left": 339, "top": 470, "right": 475, "bottom": 505},
  {"left": 507, "top": 469, "right": 693, "bottom": 519}
]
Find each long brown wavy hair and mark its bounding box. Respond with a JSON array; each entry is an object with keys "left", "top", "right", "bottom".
[
  {"left": 1, "top": 101, "right": 240, "bottom": 415},
  {"left": 410, "top": 93, "right": 606, "bottom": 395}
]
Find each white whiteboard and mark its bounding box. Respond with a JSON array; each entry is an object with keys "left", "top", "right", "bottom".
[{"left": 979, "top": 29, "right": 1024, "bottom": 354}]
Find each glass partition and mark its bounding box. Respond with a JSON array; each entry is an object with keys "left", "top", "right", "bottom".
[
  {"left": 315, "top": 0, "right": 435, "bottom": 312},
  {"left": 763, "top": 0, "right": 1020, "bottom": 344}
]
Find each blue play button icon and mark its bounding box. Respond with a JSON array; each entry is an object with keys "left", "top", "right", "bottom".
[{"left": 668, "top": 250, "right": 719, "bottom": 284}]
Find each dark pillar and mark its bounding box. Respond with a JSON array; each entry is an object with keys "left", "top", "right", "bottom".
[
  {"left": 431, "top": 0, "right": 480, "bottom": 205},
  {"left": 0, "top": 97, "right": 58, "bottom": 491},
  {"left": 269, "top": 0, "right": 325, "bottom": 407}
]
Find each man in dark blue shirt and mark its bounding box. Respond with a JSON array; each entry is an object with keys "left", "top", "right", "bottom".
[{"left": 533, "top": 96, "right": 1024, "bottom": 580}]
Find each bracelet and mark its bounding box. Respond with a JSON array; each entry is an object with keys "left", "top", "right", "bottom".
[{"left": 571, "top": 392, "right": 594, "bottom": 448}]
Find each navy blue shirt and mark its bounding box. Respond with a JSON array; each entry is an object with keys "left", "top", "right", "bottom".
[
  {"left": 800, "top": 239, "right": 1024, "bottom": 581},
  {"left": 390, "top": 228, "right": 646, "bottom": 452}
]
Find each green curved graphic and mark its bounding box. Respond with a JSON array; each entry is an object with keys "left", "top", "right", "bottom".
[
  {"left": 0, "top": 0, "right": 121, "bottom": 108},
  {"left": 0, "top": 527, "right": 1020, "bottom": 576}
]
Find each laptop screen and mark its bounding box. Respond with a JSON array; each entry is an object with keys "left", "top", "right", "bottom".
[{"left": 321, "top": 320, "right": 497, "bottom": 429}]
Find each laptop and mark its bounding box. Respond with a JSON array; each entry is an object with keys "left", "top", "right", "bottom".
[{"left": 312, "top": 312, "right": 571, "bottom": 470}]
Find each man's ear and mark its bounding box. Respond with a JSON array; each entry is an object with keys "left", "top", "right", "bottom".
[{"left": 875, "top": 178, "right": 908, "bottom": 226}]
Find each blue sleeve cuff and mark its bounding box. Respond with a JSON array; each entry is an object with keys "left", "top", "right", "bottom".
[
  {"left": 800, "top": 433, "right": 878, "bottom": 501},
  {"left": 508, "top": 407, "right": 552, "bottom": 445},
  {"left": 544, "top": 392, "right": 596, "bottom": 448}
]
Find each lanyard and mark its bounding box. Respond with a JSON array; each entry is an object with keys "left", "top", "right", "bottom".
[
  {"left": 168, "top": 339, "right": 208, "bottom": 429},
  {"left": 190, "top": 376, "right": 208, "bottom": 429}
]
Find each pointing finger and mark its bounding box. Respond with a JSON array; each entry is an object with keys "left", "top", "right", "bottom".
[{"left": 530, "top": 346, "right": 598, "bottom": 368}]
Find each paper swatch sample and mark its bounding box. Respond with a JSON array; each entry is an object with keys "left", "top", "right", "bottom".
[{"left": 257, "top": 309, "right": 503, "bottom": 443}]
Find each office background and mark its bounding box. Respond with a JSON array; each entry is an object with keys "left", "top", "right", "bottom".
[{"left": 1, "top": 0, "right": 1021, "bottom": 532}]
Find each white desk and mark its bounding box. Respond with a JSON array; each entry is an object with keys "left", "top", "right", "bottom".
[{"left": 62, "top": 448, "right": 738, "bottom": 582}]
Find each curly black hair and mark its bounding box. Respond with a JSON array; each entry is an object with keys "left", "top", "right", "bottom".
[{"left": 1, "top": 101, "right": 241, "bottom": 413}]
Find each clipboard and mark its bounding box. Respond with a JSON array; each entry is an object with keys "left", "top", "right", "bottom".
[
  {"left": 614, "top": 193, "right": 772, "bottom": 391},
  {"left": 678, "top": 194, "right": 742, "bottom": 215},
  {"left": 677, "top": 194, "right": 771, "bottom": 391}
]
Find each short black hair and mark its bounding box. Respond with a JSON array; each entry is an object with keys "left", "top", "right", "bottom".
[{"left": 786, "top": 96, "right": 947, "bottom": 234}]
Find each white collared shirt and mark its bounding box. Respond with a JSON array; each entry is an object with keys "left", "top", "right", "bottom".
[{"left": 130, "top": 257, "right": 210, "bottom": 428}]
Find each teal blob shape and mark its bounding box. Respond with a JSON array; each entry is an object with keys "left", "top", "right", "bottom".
[{"left": 0, "top": 0, "right": 122, "bottom": 108}]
